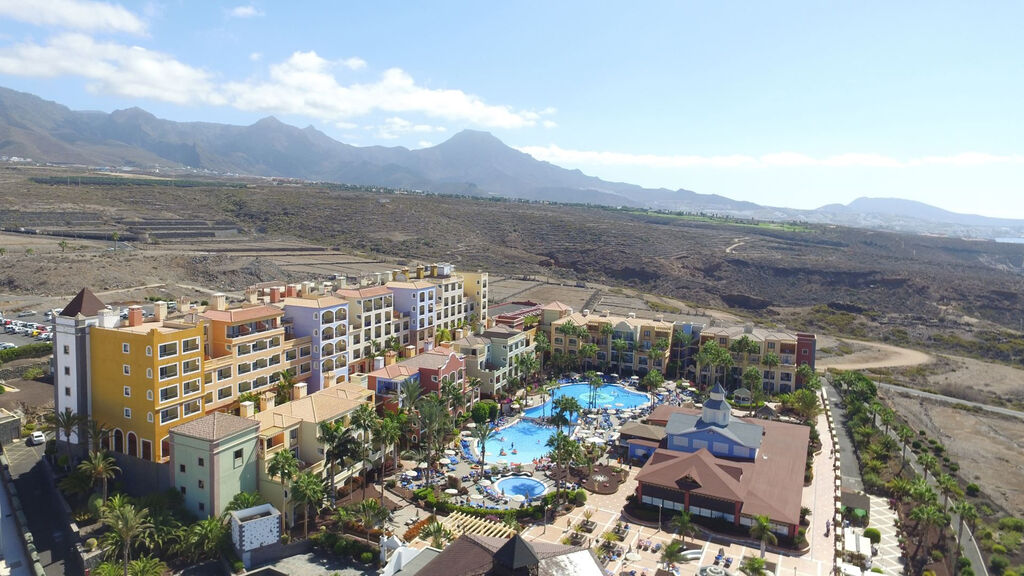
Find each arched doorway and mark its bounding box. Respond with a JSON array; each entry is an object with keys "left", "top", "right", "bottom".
[
  {"left": 127, "top": 432, "right": 138, "bottom": 457},
  {"left": 113, "top": 429, "right": 124, "bottom": 453}
]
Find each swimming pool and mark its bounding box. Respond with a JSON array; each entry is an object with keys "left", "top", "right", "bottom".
[
  {"left": 523, "top": 382, "right": 650, "bottom": 420},
  {"left": 495, "top": 476, "right": 547, "bottom": 498},
  {"left": 481, "top": 420, "right": 556, "bottom": 464}
]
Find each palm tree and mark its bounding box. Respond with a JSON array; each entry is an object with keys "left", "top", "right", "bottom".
[
  {"left": 421, "top": 518, "right": 453, "bottom": 549},
  {"left": 552, "top": 395, "right": 582, "bottom": 435},
  {"left": 586, "top": 371, "right": 602, "bottom": 411},
  {"left": 101, "top": 502, "right": 153, "bottom": 576},
  {"left": 669, "top": 510, "right": 698, "bottom": 547},
  {"left": 937, "top": 473, "right": 962, "bottom": 510},
  {"left": 673, "top": 329, "right": 695, "bottom": 380},
  {"left": 611, "top": 338, "right": 629, "bottom": 373},
  {"left": 267, "top": 448, "right": 299, "bottom": 530},
  {"left": 952, "top": 499, "right": 978, "bottom": 575},
  {"left": 741, "top": 557, "right": 767, "bottom": 576},
  {"left": 761, "top": 351, "right": 780, "bottom": 392},
  {"left": 910, "top": 504, "right": 944, "bottom": 557},
  {"left": 545, "top": 431, "right": 582, "bottom": 505},
  {"left": 534, "top": 331, "right": 550, "bottom": 375},
  {"left": 897, "top": 425, "right": 915, "bottom": 469},
  {"left": 743, "top": 366, "right": 765, "bottom": 415},
  {"left": 376, "top": 418, "right": 401, "bottom": 502},
  {"left": 660, "top": 539, "right": 686, "bottom": 566},
  {"left": 46, "top": 407, "right": 83, "bottom": 465},
  {"left": 470, "top": 422, "right": 492, "bottom": 470},
  {"left": 351, "top": 403, "right": 380, "bottom": 498},
  {"left": 85, "top": 419, "right": 111, "bottom": 453},
  {"left": 78, "top": 450, "right": 121, "bottom": 501},
  {"left": 127, "top": 556, "right": 166, "bottom": 576},
  {"left": 274, "top": 369, "right": 297, "bottom": 405},
  {"left": 223, "top": 491, "right": 266, "bottom": 515},
  {"left": 917, "top": 453, "right": 938, "bottom": 482},
  {"left": 291, "top": 470, "right": 325, "bottom": 538},
  {"left": 350, "top": 498, "right": 389, "bottom": 546},
  {"left": 579, "top": 343, "right": 599, "bottom": 372},
  {"left": 399, "top": 379, "right": 423, "bottom": 411},
  {"left": 749, "top": 514, "right": 777, "bottom": 558},
  {"left": 178, "top": 517, "right": 227, "bottom": 562}
]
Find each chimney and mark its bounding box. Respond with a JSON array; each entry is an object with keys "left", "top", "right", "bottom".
[
  {"left": 259, "top": 391, "right": 275, "bottom": 412},
  {"left": 744, "top": 323, "right": 754, "bottom": 334},
  {"left": 286, "top": 284, "right": 299, "bottom": 298},
  {"left": 154, "top": 301, "right": 168, "bottom": 322},
  {"left": 210, "top": 293, "right": 227, "bottom": 311},
  {"left": 454, "top": 328, "right": 465, "bottom": 340},
  {"left": 602, "top": 310, "right": 610, "bottom": 317},
  {"left": 656, "top": 314, "right": 664, "bottom": 322},
  {"left": 269, "top": 287, "right": 282, "bottom": 304},
  {"left": 127, "top": 305, "right": 143, "bottom": 327},
  {"left": 336, "top": 276, "right": 347, "bottom": 289},
  {"left": 628, "top": 312, "right": 636, "bottom": 319},
  {"left": 423, "top": 341, "right": 434, "bottom": 353},
  {"left": 385, "top": 350, "right": 398, "bottom": 366},
  {"left": 302, "top": 281, "right": 315, "bottom": 296},
  {"left": 431, "top": 264, "right": 439, "bottom": 277},
  {"left": 322, "top": 282, "right": 332, "bottom": 293},
  {"left": 245, "top": 289, "right": 257, "bottom": 304},
  {"left": 582, "top": 309, "right": 590, "bottom": 317},
  {"left": 373, "top": 356, "right": 385, "bottom": 371},
  {"left": 403, "top": 344, "right": 416, "bottom": 359},
  {"left": 239, "top": 401, "right": 255, "bottom": 418},
  {"left": 291, "top": 382, "right": 307, "bottom": 400},
  {"left": 416, "top": 265, "right": 425, "bottom": 279},
  {"left": 178, "top": 296, "right": 191, "bottom": 313},
  {"left": 382, "top": 271, "right": 392, "bottom": 283}
]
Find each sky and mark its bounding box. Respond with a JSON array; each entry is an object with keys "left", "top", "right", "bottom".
[{"left": 0, "top": 1, "right": 1022, "bottom": 218}]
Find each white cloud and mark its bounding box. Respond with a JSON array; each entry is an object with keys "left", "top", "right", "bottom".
[
  {"left": 341, "top": 57, "right": 366, "bottom": 70},
  {"left": 418, "top": 140, "right": 433, "bottom": 148},
  {"left": 229, "top": 5, "right": 263, "bottom": 18},
  {"left": 249, "top": 52, "right": 262, "bottom": 62},
  {"left": 221, "top": 51, "right": 543, "bottom": 129},
  {"left": 375, "top": 116, "right": 447, "bottom": 139},
  {"left": 517, "top": 145, "right": 1024, "bottom": 169},
  {"left": 0, "top": 33, "right": 220, "bottom": 105},
  {"left": 542, "top": 120, "right": 557, "bottom": 129},
  {"left": 0, "top": 0, "right": 146, "bottom": 34}
]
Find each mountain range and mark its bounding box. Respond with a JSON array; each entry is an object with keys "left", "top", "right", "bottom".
[{"left": 1, "top": 85, "right": 1021, "bottom": 239}]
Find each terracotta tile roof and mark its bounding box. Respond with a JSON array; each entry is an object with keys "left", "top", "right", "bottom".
[
  {"left": 416, "top": 534, "right": 593, "bottom": 576},
  {"left": 368, "top": 363, "right": 418, "bottom": 380},
  {"left": 254, "top": 381, "right": 373, "bottom": 430},
  {"left": 201, "top": 304, "right": 283, "bottom": 323},
  {"left": 60, "top": 288, "right": 106, "bottom": 318},
  {"left": 336, "top": 285, "right": 392, "bottom": 299},
  {"left": 169, "top": 412, "right": 258, "bottom": 441},
  {"left": 386, "top": 281, "right": 436, "bottom": 290},
  {"left": 618, "top": 421, "right": 667, "bottom": 442},
  {"left": 540, "top": 301, "right": 572, "bottom": 311},
  {"left": 635, "top": 415, "right": 810, "bottom": 525},
  {"left": 281, "top": 296, "right": 347, "bottom": 309}
]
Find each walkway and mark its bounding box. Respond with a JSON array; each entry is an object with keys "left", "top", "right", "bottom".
[{"left": 878, "top": 383, "right": 1024, "bottom": 421}]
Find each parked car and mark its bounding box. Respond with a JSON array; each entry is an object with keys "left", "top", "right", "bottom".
[
  {"left": 17, "top": 310, "right": 36, "bottom": 317},
  {"left": 29, "top": 431, "right": 46, "bottom": 446},
  {"left": 0, "top": 342, "right": 16, "bottom": 350}
]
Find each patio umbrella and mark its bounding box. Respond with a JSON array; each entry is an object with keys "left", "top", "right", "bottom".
[
  {"left": 404, "top": 470, "right": 418, "bottom": 477},
  {"left": 444, "top": 488, "right": 459, "bottom": 495},
  {"left": 470, "top": 494, "right": 484, "bottom": 501},
  {"left": 466, "top": 422, "right": 477, "bottom": 428},
  {"left": 497, "top": 459, "right": 508, "bottom": 465},
  {"left": 586, "top": 437, "right": 605, "bottom": 444},
  {"left": 479, "top": 479, "right": 492, "bottom": 486},
  {"left": 615, "top": 402, "right": 625, "bottom": 407},
  {"left": 511, "top": 403, "right": 520, "bottom": 409},
  {"left": 853, "top": 508, "right": 867, "bottom": 518},
  {"left": 586, "top": 414, "right": 599, "bottom": 419},
  {"left": 444, "top": 449, "right": 456, "bottom": 456},
  {"left": 610, "top": 373, "right": 619, "bottom": 378},
  {"left": 606, "top": 409, "right": 617, "bottom": 414},
  {"left": 664, "top": 382, "right": 677, "bottom": 389},
  {"left": 461, "top": 430, "right": 472, "bottom": 436},
  {"left": 418, "top": 462, "right": 429, "bottom": 469},
  {"left": 626, "top": 552, "right": 641, "bottom": 561},
  {"left": 511, "top": 494, "right": 526, "bottom": 502}
]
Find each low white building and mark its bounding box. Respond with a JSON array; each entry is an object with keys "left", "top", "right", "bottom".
[{"left": 228, "top": 503, "right": 281, "bottom": 570}]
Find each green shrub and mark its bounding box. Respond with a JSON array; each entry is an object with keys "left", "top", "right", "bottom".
[
  {"left": 360, "top": 552, "right": 374, "bottom": 564},
  {"left": 574, "top": 491, "right": 587, "bottom": 506},
  {"left": 863, "top": 528, "right": 881, "bottom": 544},
  {"left": 966, "top": 483, "right": 981, "bottom": 497},
  {"left": 931, "top": 549, "right": 944, "bottom": 561},
  {"left": 991, "top": 554, "right": 1009, "bottom": 575},
  {"left": 993, "top": 544, "right": 1007, "bottom": 555},
  {"left": 960, "top": 568, "right": 975, "bottom": 576},
  {"left": 949, "top": 463, "right": 960, "bottom": 472},
  {"left": 958, "top": 557, "right": 973, "bottom": 570},
  {"left": 0, "top": 343, "right": 53, "bottom": 363},
  {"left": 333, "top": 539, "right": 349, "bottom": 556},
  {"left": 84, "top": 538, "right": 97, "bottom": 551},
  {"left": 870, "top": 568, "right": 883, "bottom": 573},
  {"left": 998, "top": 518, "right": 1024, "bottom": 532},
  {"left": 22, "top": 367, "right": 44, "bottom": 380}
]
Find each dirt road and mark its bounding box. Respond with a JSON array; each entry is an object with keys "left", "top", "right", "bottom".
[{"left": 816, "top": 339, "right": 932, "bottom": 371}]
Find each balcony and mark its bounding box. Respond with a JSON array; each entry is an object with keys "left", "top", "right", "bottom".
[{"left": 780, "top": 355, "right": 795, "bottom": 365}]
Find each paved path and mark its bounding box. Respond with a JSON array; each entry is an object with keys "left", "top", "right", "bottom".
[
  {"left": 824, "top": 384, "right": 863, "bottom": 492},
  {"left": 879, "top": 383, "right": 1024, "bottom": 421},
  {"left": 817, "top": 340, "right": 931, "bottom": 371},
  {"left": 867, "top": 494, "right": 904, "bottom": 575},
  {"left": 4, "top": 439, "right": 71, "bottom": 576}
]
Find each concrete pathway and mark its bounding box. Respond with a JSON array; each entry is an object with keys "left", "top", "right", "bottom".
[{"left": 866, "top": 494, "right": 904, "bottom": 575}]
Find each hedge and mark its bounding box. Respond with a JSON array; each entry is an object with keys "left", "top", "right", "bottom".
[
  {"left": 0, "top": 343, "right": 53, "bottom": 364},
  {"left": 411, "top": 486, "right": 583, "bottom": 521}
]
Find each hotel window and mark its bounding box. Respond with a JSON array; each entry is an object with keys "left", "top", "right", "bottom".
[
  {"left": 217, "top": 386, "right": 232, "bottom": 400},
  {"left": 65, "top": 387, "right": 70, "bottom": 397},
  {"left": 285, "top": 349, "right": 297, "bottom": 361},
  {"left": 64, "top": 366, "right": 70, "bottom": 376},
  {"left": 147, "top": 412, "right": 153, "bottom": 423},
  {"left": 123, "top": 364, "right": 131, "bottom": 376},
  {"left": 182, "top": 337, "right": 200, "bottom": 353},
  {"left": 159, "top": 384, "right": 179, "bottom": 402},
  {"left": 233, "top": 448, "right": 243, "bottom": 468},
  {"left": 182, "top": 359, "right": 200, "bottom": 375},
  {"left": 183, "top": 379, "right": 201, "bottom": 395},
  {"left": 299, "top": 362, "right": 310, "bottom": 374},
  {"left": 123, "top": 386, "right": 131, "bottom": 397},
  {"left": 767, "top": 342, "right": 775, "bottom": 349},
  {"left": 179, "top": 464, "right": 186, "bottom": 473},
  {"left": 183, "top": 400, "right": 201, "bottom": 416},
  {"left": 122, "top": 343, "right": 129, "bottom": 353},
  {"left": 63, "top": 345, "right": 70, "bottom": 354},
  {"left": 238, "top": 381, "right": 252, "bottom": 393},
  {"left": 147, "top": 390, "right": 154, "bottom": 400},
  {"left": 146, "top": 346, "right": 152, "bottom": 356},
  {"left": 159, "top": 363, "right": 178, "bottom": 381},
  {"left": 198, "top": 479, "right": 205, "bottom": 489},
  {"left": 123, "top": 408, "right": 131, "bottom": 419},
  {"left": 198, "top": 457, "right": 205, "bottom": 467},
  {"left": 217, "top": 366, "right": 232, "bottom": 380},
  {"left": 160, "top": 406, "right": 179, "bottom": 424},
  {"left": 158, "top": 342, "right": 177, "bottom": 358},
  {"left": 147, "top": 368, "right": 153, "bottom": 379},
  {"left": 299, "top": 346, "right": 311, "bottom": 357}
]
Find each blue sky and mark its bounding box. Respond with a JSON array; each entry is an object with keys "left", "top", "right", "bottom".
[{"left": 0, "top": 1, "right": 1022, "bottom": 218}]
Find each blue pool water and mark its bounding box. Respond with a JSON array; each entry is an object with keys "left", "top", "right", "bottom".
[
  {"left": 481, "top": 420, "right": 556, "bottom": 464},
  {"left": 523, "top": 383, "right": 650, "bottom": 420},
  {"left": 495, "top": 476, "right": 547, "bottom": 498}
]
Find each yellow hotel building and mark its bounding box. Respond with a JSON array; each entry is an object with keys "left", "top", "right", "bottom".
[{"left": 90, "top": 306, "right": 205, "bottom": 461}]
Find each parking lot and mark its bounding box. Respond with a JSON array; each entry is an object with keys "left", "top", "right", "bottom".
[{"left": 1, "top": 311, "right": 56, "bottom": 349}]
